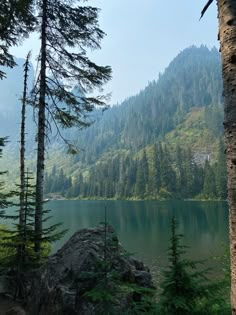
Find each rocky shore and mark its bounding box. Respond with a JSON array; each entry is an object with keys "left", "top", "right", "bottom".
[{"left": 1, "top": 225, "right": 155, "bottom": 315}]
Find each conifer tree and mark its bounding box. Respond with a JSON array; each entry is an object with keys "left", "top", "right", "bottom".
[
  {"left": 147, "top": 145, "right": 158, "bottom": 196},
  {"left": 0, "top": 170, "right": 38, "bottom": 298},
  {"left": 203, "top": 160, "right": 216, "bottom": 198},
  {"left": 0, "top": 138, "right": 9, "bottom": 212},
  {"left": 158, "top": 217, "right": 229, "bottom": 315},
  {"left": 135, "top": 160, "right": 145, "bottom": 198},
  {"left": 0, "top": 0, "right": 35, "bottom": 79},
  {"left": 30, "top": 0, "right": 112, "bottom": 255},
  {"left": 18, "top": 51, "right": 31, "bottom": 261},
  {"left": 160, "top": 144, "right": 176, "bottom": 193}
]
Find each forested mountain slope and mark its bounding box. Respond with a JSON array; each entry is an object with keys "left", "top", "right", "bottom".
[
  {"left": 0, "top": 46, "right": 226, "bottom": 200},
  {"left": 71, "top": 45, "right": 222, "bottom": 160}
]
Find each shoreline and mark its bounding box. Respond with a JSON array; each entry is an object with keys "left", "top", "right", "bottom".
[{"left": 45, "top": 196, "right": 227, "bottom": 202}]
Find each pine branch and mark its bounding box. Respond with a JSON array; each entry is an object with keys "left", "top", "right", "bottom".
[{"left": 199, "top": 0, "right": 214, "bottom": 20}]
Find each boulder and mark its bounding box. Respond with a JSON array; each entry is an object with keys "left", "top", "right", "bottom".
[
  {"left": 5, "top": 306, "right": 26, "bottom": 315},
  {"left": 27, "top": 225, "right": 155, "bottom": 314}
]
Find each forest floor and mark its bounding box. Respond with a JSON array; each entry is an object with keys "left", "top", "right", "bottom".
[{"left": 0, "top": 295, "right": 27, "bottom": 314}]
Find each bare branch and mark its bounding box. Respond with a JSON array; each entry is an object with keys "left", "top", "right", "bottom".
[{"left": 199, "top": 0, "right": 214, "bottom": 20}]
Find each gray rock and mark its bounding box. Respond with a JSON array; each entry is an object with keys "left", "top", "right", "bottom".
[
  {"left": 5, "top": 306, "right": 26, "bottom": 315},
  {"left": 27, "top": 225, "right": 155, "bottom": 315}
]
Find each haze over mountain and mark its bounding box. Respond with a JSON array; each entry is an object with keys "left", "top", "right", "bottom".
[
  {"left": 0, "top": 58, "right": 34, "bottom": 136},
  {"left": 73, "top": 45, "right": 222, "bottom": 157},
  {"left": 0, "top": 46, "right": 226, "bottom": 200}
]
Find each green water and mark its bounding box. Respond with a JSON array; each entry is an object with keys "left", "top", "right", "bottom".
[{"left": 48, "top": 200, "right": 229, "bottom": 279}]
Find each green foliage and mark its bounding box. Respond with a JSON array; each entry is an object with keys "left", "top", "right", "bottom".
[
  {"left": 0, "top": 46, "right": 226, "bottom": 201},
  {"left": 158, "top": 217, "right": 230, "bottom": 315},
  {"left": 158, "top": 187, "right": 172, "bottom": 199},
  {"left": 0, "top": 155, "right": 60, "bottom": 297},
  {"left": 48, "top": 138, "right": 226, "bottom": 201},
  {"left": 85, "top": 283, "right": 115, "bottom": 303},
  {"left": 0, "top": 223, "right": 51, "bottom": 299},
  {"left": 83, "top": 261, "right": 157, "bottom": 315},
  {"left": 121, "top": 284, "right": 157, "bottom": 315},
  {"left": 0, "top": 225, "right": 51, "bottom": 267},
  {"left": 31, "top": 0, "right": 112, "bottom": 133},
  {"left": 44, "top": 166, "right": 72, "bottom": 196},
  {"left": 0, "top": 167, "right": 60, "bottom": 267},
  {"left": 82, "top": 214, "right": 157, "bottom": 314},
  {"left": 39, "top": 46, "right": 226, "bottom": 201},
  {"left": 0, "top": 0, "right": 35, "bottom": 79},
  {"left": 203, "top": 160, "right": 217, "bottom": 198},
  {"left": 0, "top": 225, "right": 16, "bottom": 262}
]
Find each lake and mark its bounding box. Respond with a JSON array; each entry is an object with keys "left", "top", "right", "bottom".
[{"left": 47, "top": 200, "right": 229, "bottom": 281}]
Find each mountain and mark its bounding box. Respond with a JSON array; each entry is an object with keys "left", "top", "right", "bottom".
[
  {"left": 0, "top": 46, "right": 227, "bottom": 200},
  {"left": 73, "top": 45, "right": 223, "bottom": 158}
]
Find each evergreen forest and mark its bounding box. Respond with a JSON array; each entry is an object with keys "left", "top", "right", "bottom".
[
  {"left": 19, "top": 46, "right": 226, "bottom": 200},
  {"left": 0, "top": 0, "right": 234, "bottom": 313}
]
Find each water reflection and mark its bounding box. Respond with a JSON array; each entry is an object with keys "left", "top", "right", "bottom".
[{"left": 48, "top": 200, "right": 229, "bottom": 274}]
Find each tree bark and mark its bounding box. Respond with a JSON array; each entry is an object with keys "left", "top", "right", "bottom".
[
  {"left": 217, "top": 0, "right": 236, "bottom": 313},
  {"left": 35, "top": 0, "right": 47, "bottom": 255},
  {"left": 19, "top": 51, "right": 31, "bottom": 261}
]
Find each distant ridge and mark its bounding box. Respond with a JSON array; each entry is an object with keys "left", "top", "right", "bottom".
[{"left": 0, "top": 46, "right": 226, "bottom": 200}]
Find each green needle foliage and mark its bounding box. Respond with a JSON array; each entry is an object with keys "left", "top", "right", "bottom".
[
  {"left": 0, "top": 0, "right": 35, "bottom": 79},
  {"left": 158, "top": 217, "right": 230, "bottom": 315},
  {"left": 0, "top": 170, "right": 62, "bottom": 298},
  {"left": 31, "top": 0, "right": 112, "bottom": 134},
  {"left": 29, "top": 0, "right": 112, "bottom": 255},
  {"left": 1, "top": 0, "right": 112, "bottom": 256},
  {"left": 83, "top": 209, "right": 156, "bottom": 314},
  {"left": 0, "top": 171, "right": 44, "bottom": 298}
]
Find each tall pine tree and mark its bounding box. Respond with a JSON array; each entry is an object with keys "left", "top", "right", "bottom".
[
  {"left": 30, "top": 0, "right": 112, "bottom": 255},
  {"left": 0, "top": 138, "right": 9, "bottom": 212}
]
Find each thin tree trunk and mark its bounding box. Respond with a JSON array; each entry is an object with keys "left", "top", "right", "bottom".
[
  {"left": 217, "top": 0, "right": 236, "bottom": 313},
  {"left": 18, "top": 51, "right": 31, "bottom": 262},
  {"left": 35, "top": 0, "right": 47, "bottom": 255}
]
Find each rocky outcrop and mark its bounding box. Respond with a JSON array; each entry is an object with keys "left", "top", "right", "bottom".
[
  {"left": 5, "top": 306, "right": 26, "bottom": 315},
  {"left": 27, "top": 225, "right": 155, "bottom": 315}
]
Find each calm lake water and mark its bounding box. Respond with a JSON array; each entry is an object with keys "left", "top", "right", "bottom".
[{"left": 47, "top": 200, "right": 229, "bottom": 281}]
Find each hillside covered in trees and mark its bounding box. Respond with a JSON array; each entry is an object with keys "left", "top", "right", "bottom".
[{"left": 0, "top": 46, "right": 227, "bottom": 200}]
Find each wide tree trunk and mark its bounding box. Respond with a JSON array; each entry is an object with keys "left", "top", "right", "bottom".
[
  {"left": 217, "top": 0, "right": 236, "bottom": 313},
  {"left": 35, "top": 0, "right": 47, "bottom": 255}
]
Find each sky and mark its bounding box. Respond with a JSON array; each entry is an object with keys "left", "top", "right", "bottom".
[{"left": 11, "top": 0, "right": 219, "bottom": 105}]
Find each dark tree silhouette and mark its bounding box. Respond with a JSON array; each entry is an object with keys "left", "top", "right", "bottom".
[
  {"left": 0, "top": 0, "right": 35, "bottom": 79},
  {"left": 31, "top": 0, "right": 112, "bottom": 255}
]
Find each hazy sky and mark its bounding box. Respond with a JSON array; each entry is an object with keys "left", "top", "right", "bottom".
[{"left": 11, "top": 0, "right": 219, "bottom": 105}]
